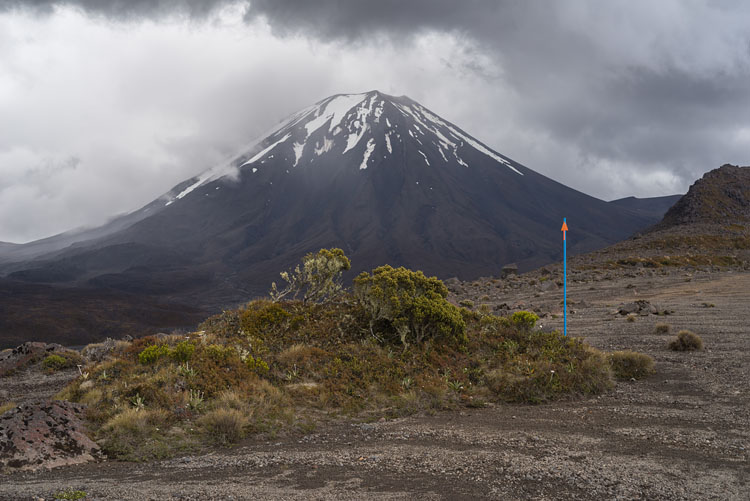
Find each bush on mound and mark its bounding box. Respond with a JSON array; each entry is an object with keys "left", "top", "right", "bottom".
[
  {"left": 57, "top": 250, "right": 628, "bottom": 459},
  {"left": 669, "top": 330, "right": 703, "bottom": 351}
]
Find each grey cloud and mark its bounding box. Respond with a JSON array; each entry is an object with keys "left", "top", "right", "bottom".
[
  {"left": 244, "top": 0, "right": 750, "bottom": 196},
  {"left": 0, "top": 0, "right": 231, "bottom": 19}
]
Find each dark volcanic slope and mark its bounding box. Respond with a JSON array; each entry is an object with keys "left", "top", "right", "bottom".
[
  {"left": 654, "top": 164, "right": 750, "bottom": 230},
  {"left": 608, "top": 194, "right": 682, "bottom": 221},
  {"left": 1, "top": 91, "right": 659, "bottom": 313}
]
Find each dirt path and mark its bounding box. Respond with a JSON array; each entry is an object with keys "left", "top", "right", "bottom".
[{"left": 2, "top": 271, "right": 749, "bottom": 500}]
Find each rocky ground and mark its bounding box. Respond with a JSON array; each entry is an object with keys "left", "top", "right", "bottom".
[{"left": 0, "top": 264, "right": 748, "bottom": 500}]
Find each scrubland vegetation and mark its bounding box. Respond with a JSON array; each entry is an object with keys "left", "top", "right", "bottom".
[
  {"left": 669, "top": 330, "right": 704, "bottom": 351},
  {"left": 54, "top": 249, "right": 648, "bottom": 460}
]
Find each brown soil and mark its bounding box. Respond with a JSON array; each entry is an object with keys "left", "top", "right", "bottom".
[{"left": 1, "top": 269, "right": 749, "bottom": 500}]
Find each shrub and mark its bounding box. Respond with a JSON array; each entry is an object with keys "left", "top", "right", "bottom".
[
  {"left": 353, "top": 265, "right": 467, "bottom": 347},
  {"left": 655, "top": 323, "right": 670, "bottom": 334},
  {"left": 138, "top": 344, "right": 171, "bottom": 365},
  {"left": 669, "top": 330, "right": 703, "bottom": 351},
  {"left": 53, "top": 489, "right": 88, "bottom": 500},
  {"left": 43, "top": 354, "right": 71, "bottom": 372},
  {"left": 198, "top": 408, "right": 248, "bottom": 444},
  {"left": 608, "top": 351, "right": 655, "bottom": 380},
  {"left": 240, "top": 300, "right": 291, "bottom": 339},
  {"left": 458, "top": 299, "right": 474, "bottom": 308},
  {"left": 270, "top": 248, "right": 351, "bottom": 303},
  {"left": 510, "top": 311, "right": 539, "bottom": 331},
  {"left": 171, "top": 341, "right": 195, "bottom": 362}
]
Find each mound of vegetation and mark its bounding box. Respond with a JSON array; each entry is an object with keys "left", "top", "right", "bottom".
[
  {"left": 669, "top": 330, "right": 704, "bottom": 351},
  {"left": 57, "top": 249, "right": 624, "bottom": 460},
  {"left": 607, "top": 351, "right": 655, "bottom": 380}
]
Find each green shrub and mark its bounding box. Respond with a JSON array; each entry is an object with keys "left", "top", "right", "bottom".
[
  {"left": 53, "top": 489, "right": 88, "bottom": 500},
  {"left": 510, "top": 311, "right": 539, "bottom": 331},
  {"left": 608, "top": 351, "right": 655, "bottom": 380},
  {"left": 270, "top": 248, "right": 351, "bottom": 303},
  {"left": 43, "top": 354, "right": 71, "bottom": 372},
  {"left": 458, "top": 299, "right": 474, "bottom": 308},
  {"left": 353, "top": 265, "right": 466, "bottom": 347},
  {"left": 138, "top": 344, "right": 171, "bottom": 365},
  {"left": 171, "top": 340, "right": 195, "bottom": 362},
  {"left": 240, "top": 300, "right": 291, "bottom": 339},
  {"left": 669, "top": 330, "right": 703, "bottom": 351}
]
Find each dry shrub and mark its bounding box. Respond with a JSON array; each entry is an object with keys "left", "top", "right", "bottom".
[
  {"left": 655, "top": 323, "right": 670, "bottom": 334},
  {"left": 213, "top": 389, "right": 249, "bottom": 412},
  {"left": 608, "top": 350, "right": 655, "bottom": 380},
  {"left": 198, "top": 408, "right": 249, "bottom": 444},
  {"left": 276, "top": 344, "right": 329, "bottom": 368},
  {"left": 669, "top": 330, "right": 703, "bottom": 351}
]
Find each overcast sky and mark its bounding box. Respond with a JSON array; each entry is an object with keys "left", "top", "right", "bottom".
[{"left": 1, "top": 0, "right": 749, "bottom": 243}]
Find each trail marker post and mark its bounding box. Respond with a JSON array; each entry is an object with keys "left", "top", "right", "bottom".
[{"left": 561, "top": 218, "right": 568, "bottom": 336}]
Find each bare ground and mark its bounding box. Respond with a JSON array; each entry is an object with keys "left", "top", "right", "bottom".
[{"left": 1, "top": 269, "right": 749, "bottom": 500}]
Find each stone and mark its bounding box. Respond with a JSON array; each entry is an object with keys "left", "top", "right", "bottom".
[
  {"left": 540, "top": 280, "right": 558, "bottom": 291},
  {"left": 501, "top": 264, "right": 518, "bottom": 279},
  {"left": 0, "top": 400, "right": 101, "bottom": 471},
  {"left": 81, "top": 337, "right": 117, "bottom": 362},
  {"left": 617, "top": 300, "right": 658, "bottom": 316}
]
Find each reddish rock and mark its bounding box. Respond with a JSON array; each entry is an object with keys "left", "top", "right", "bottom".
[{"left": 0, "top": 400, "right": 101, "bottom": 471}]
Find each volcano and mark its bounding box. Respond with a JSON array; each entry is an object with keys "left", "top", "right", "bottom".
[{"left": 1, "top": 91, "right": 666, "bottom": 315}]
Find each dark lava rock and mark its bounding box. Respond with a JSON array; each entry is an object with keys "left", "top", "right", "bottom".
[
  {"left": 0, "top": 400, "right": 101, "bottom": 471},
  {"left": 618, "top": 300, "right": 658, "bottom": 316}
]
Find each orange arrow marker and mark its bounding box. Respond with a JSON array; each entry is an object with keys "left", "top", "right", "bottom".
[{"left": 561, "top": 220, "right": 569, "bottom": 240}]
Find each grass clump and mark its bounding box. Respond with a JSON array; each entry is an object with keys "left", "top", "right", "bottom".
[
  {"left": 669, "top": 330, "right": 704, "bottom": 351},
  {"left": 57, "top": 250, "right": 626, "bottom": 459},
  {"left": 655, "top": 323, "right": 670, "bottom": 334},
  {"left": 608, "top": 351, "right": 655, "bottom": 380},
  {"left": 198, "top": 408, "right": 249, "bottom": 444},
  {"left": 53, "top": 489, "right": 88, "bottom": 500},
  {"left": 0, "top": 401, "right": 17, "bottom": 415}
]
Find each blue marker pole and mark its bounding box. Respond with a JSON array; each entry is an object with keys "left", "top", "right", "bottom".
[{"left": 562, "top": 217, "right": 568, "bottom": 336}]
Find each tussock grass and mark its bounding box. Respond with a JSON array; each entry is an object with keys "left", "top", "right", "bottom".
[
  {"left": 655, "top": 323, "right": 670, "bottom": 334},
  {"left": 199, "top": 408, "right": 249, "bottom": 444},
  {"left": 608, "top": 351, "right": 655, "bottom": 380},
  {"left": 0, "top": 401, "right": 17, "bottom": 415},
  {"left": 669, "top": 330, "right": 704, "bottom": 351}
]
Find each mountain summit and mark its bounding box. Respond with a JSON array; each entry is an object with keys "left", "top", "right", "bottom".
[
  {"left": 2, "top": 91, "right": 662, "bottom": 313},
  {"left": 163, "top": 90, "right": 525, "bottom": 207}
]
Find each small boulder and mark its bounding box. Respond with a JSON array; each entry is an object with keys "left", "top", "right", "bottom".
[
  {"left": 501, "top": 264, "right": 518, "bottom": 279},
  {"left": 540, "top": 280, "right": 558, "bottom": 292},
  {"left": 617, "top": 300, "right": 657, "bottom": 316}
]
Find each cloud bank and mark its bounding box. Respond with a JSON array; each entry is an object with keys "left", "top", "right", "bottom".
[{"left": 1, "top": 1, "right": 749, "bottom": 242}]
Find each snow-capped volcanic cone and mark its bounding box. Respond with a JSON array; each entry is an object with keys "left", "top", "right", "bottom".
[{"left": 2, "top": 91, "right": 656, "bottom": 309}]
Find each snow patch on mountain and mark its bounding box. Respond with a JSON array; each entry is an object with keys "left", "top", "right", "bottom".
[{"left": 360, "top": 138, "right": 376, "bottom": 170}]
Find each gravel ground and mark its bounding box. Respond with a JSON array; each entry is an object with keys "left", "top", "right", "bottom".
[{"left": 1, "top": 269, "right": 748, "bottom": 500}]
